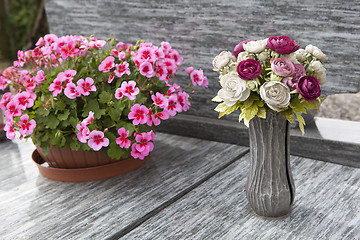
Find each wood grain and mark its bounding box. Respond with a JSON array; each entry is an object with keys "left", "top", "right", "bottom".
[
  {"left": 0, "top": 133, "right": 248, "bottom": 239},
  {"left": 124, "top": 153, "right": 360, "bottom": 240}
]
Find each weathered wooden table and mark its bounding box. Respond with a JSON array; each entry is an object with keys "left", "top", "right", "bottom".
[{"left": 1, "top": 126, "right": 359, "bottom": 239}]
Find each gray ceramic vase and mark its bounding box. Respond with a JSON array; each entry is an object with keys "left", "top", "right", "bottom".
[{"left": 247, "top": 112, "right": 295, "bottom": 217}]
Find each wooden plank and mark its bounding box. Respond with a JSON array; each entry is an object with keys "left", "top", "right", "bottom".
[
  {"left": 124, "top": 153, "right": 360, "bottom": 239},
  {"left": 158, "top": 114, "right": 360, "bottom": 168},
  {"left": 44, "top": 0, "right": 360, "bottom": 121},
  {"left": 0, "top": 133, "right": 248, "bottom": 239}
]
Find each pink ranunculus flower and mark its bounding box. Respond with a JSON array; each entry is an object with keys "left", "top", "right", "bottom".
[
  {"left": 87, "top": 130, "right": 109, "bottom": 151},
  {"left": 237, "top": 59, "right": 262, "bottom": 80},
  {"left": 77, "top": 77, "right": 96, "bottom": 96},
  {"left": 120, "top": 80, "right": 139, "bottom": 101},
  {"left": 13, "top": 92, "right": 34, "bottom": 110},
  {"left": 296, "top": 76, "right": 321, "bottom": 102},
  {"left": 98, "top": 56, "right": 115, "bottom": 72},
  {"left": 233, "top": 39, "right": 254, "bottom": 57},
  {"left": 151, "top": 92, "right": 168, "bottom": 109},
  {"left": 128, "top": 104, "right": 149, "bottom": 125},
  {"left": 35, "top": 70, "right": 46, "bottom": 84},
  {"left": 270, "top": 57, "right": 295, "bottom": 77},
  {"left": 131, "top": 143, "right": 149, "bottom": 160},
  {"left": 17, "top": 114, "right": 36, "bottom": 136},
  {"left": 165, "top": 94, "right": 182, "bottom": 116},
  {"left": 135, "top": 132, "right": 154, "bottom": 153},
  {"left": 76, "top": 123, "right": 90, "bottom": 143},
  {"left": 48, "top": 77, "right": 64, "bottom": 97},
  {"left": 64, "top": 82, "right": 81, "bottom": 99},
  {"left": 282, "top": 64, "right": 306, "bottom": 90},
  {"left": 116, "top": 127, "right": 131, "bottom": 149},
  {"left": 82, "top": 111, "right": 94, "bottom": 125},
  {"left": 114, "top": 61, "right": 131, "bottom": 78},
  {"left": 139, "top": 61, "right": 156, "bottom": 78},
  {"left": 266, "top": 35, "right": 300, "bottom": 55}
]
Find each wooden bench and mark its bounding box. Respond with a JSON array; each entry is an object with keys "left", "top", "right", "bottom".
[{"left": 43, "top": 0, "right": 360, "bottom": 167}]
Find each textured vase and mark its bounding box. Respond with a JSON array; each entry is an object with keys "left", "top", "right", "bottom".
[{"left": 247, "top": 112, "right": 295, "bottom": 217}]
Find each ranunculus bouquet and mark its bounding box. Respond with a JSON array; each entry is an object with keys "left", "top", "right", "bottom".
[
  {"left": 0, "top": 34, "right": 207, "bottom": 159},
  {"left": 212, "top": 35, "right": 326, "bottom": 133}
]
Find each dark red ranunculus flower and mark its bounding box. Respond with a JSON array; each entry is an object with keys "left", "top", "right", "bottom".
[
  {"left": 266, "top": 35, "right": 300, "bottom": 55},
  {"left": 296, "top": 75, "right": 321, "bottom": 101},
  {"left": 236, "top": 59, "right": 262, "bottom": 80}
]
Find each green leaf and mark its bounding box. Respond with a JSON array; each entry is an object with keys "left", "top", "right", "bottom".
[
  {"left": 295, "top": 113, "right": 306, "bottom": 135},
  {"left": 69, "top": 138, "right": 81, "bottom": 151},
  {"left": 98, "top": 91, "right": 113, "bottom": 104},
  {"left": 107, "top": 142, "right": 126, "bottom": 160},
  {"left": 211, "top": 96, "right": 223, "bottom": 103},
  {"left": 46, "top": 115, "right": 60, "bottom": 129},
  {"left": 257, "top": 107, "right": 267, "bottom": 119},
  {"left": 82, "top": 99, "right": 106, "bottom": 119},
  {"left": 57, "top": 109, "right": 70, "bottom": 121},
  {"left": 290, "top": 97, "right": 307, "bottom": 114},
  {"left": 281, "top": 109, "right": 295, "bottom": 123},
  {"left": 36, "top": 106, "right": 50, "bottom": 117},
  {"left": 55, "top": 99, "right": 66, "bottom": 111}
]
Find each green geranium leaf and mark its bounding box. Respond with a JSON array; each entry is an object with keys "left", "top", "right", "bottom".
[
  {"left": 46, "top": 115, "right": 60, "bottom": 129},
  {"left": 99, "top": 91, "right": 113, "bottom": 104},
  {"left": 55, "top": 99, "right": 66, "bottom": 111},
  {"left": 82, "top": 99, "right": 105, "bottom": 119},
  {"left": 58, "top": 109, "right": 70, "bottom": 121},
  {"left": 36, "top": 106, "right": 50, "bottom": 117},
  {"left": 107, "top": 142, "right": 126, "bottom": 160}
]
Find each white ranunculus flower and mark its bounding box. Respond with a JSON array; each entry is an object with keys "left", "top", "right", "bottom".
[
  {"left": 315, "top": 71, "right": 327, "bottom": 85},
  {"left": 280, "top": 53, "right": 299, "bottom": 64},
  {"left": 243, "top": 40, "right": 267, "bottom": 53},
  {"left": 237, "top": 51, "right": 254, "bottom": 61},
  {"left": 295, "top": 49, "right": 306, "bottom": 62},
  {"left": 305, "top": 45, "right": 327, "bottom": 62},
  {"left": 311, "top": 60, "right": 326, "bottom": 73},
  {"left": 258, "top": 51, "right": 269, "bottom": 61},
  {"left": 212, "top": 51, "right": 233, "bottom": 71},
  {"left": 218, "top": 72, "right": 250, "bottom": 106},
  {"left": 260, "top": 81, "right": 291, "bottom": 111},
  {"left": 247, "top": 79, "right": 259, "bottom": 91}
]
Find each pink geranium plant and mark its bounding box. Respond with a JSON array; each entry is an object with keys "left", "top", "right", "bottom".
[{"left": 0, "top": 35, "right": 207, "bottom": 159}]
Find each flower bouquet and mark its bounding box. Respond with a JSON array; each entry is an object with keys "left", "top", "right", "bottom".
[
  {"left": 0, "top": 34, "right": 207, "bottom": 181},
  {"left": 212, "top": 35, "right": 326, "bottom": 134},
  {"left": 212, "top": 35, "right": 327, "bottom": 217}
]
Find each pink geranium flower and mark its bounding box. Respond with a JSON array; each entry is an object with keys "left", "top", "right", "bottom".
[
  {"left": 135, "top": 132, "right": 154, "bottom": 153},
  {"left": 139, "top": 62, "right": 155, "bottom": 78},
  {"left": 98, "top": 56, "right": 115, "bottom": 72},
  {"left": 76, "top": 123, "right": 90, "bottom": 143},
  {"left": 115, "top": 88, "right": 124, "bottom": 100},
  {"left": 63, "top": 69, "right": 77, "bottom": 83},
  {"left": 0, "top": 92, "right": 12, "bottom": 111},
  {"left": 14, "top": 92, "right": 35, "bottom": 110},
  {"left": 17, "top": 114, "right": 36, "bottom": 136},
  {"left": 165, "top": 94, "right": 182, "bottom": 116},
  {"left": 146, "top": 109, "right": 160, "bottom": 126},
  {"left": 190, "top": 69, "right": 206, "bottom": 87},
  {"left": 64, "top": 82, "right": 80, "bottom": 99},
  {"left": 119, "top": 81, "right": 139, "bottom": 100},
  {"left": 87, "top": 130, "right": 109, "bottom": 151},
  {"left": 4, "top": 124, "right": 15, "bottom": 140},
  {"left": 5, "top": 101, "right": 21, "bottom": 118},
  {"left": 137, "top": 45, "right": 156, "bottom": 63},
  {"left": 155, "top": 62, "right": 168, "bottom": 81},
  {"left": 162, "top": 59, "right": 178, "bottom": 76},
  {"left": 77, "top": 77, "right": 96, "bottom": 96},
  {"left": 114, "top": 61, "right": 131, "bottom": 78},
  {"left": 82, "top": 111, "right": 94, "bottom": 125},
  {"left": 116, "top": 127, "right": 131, "bottom": 149},
  {"left": 157, "top": 110, "right": 170, "bottom": 120},
  {"left": 35, "top": 70, "right": 46, "bottom": 84},
  {"left": 177, "top": 91, "right": 191, "bottom": 112},
  {"left": 168, "top": 49, "right": 183, "bottom": 66},
  {"left": 128, "top": 104, "right": 149, "bottom": 125},
  {"left": 48, "top": 77, "right": 64, "bottom": 97},
  {"left": 108, "top": 73, "right": 115, "bottom": 84},
  {"left": 185, "top": 67, "right": 194, "bottom": 75},
  {"left": 131, "top": 143, "right": 149, "bottom": 160},
  {"left": 151, "top": 92, "right": 168, "bottom": 108}
]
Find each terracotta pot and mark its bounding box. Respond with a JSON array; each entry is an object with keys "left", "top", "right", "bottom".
[
  {"left": 247, "top": 112, "right": 295, "bottom": 218},
  {"left": 32, "top": 146, "right": 148, "bottom": 182}
]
